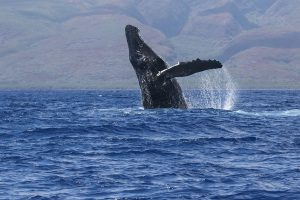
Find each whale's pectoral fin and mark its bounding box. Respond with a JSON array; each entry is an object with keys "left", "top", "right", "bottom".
[{"left": 157, "top": 58, "right": 222, "bottom": 80}]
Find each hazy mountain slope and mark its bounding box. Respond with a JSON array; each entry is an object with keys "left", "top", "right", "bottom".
[
  {"left": 261, "top": 0, "right": 300, "bottom": 28},
  {"left": 0, "top": 0, "right": 299, "bottom": 89},
  {"left": 226, "top": 47, "right": 300, "bottom": 88},
  {"left": 0, "top": 13, "right": 170, "bottom": 88},
  {"left": 137, "top": 0, "right": 189, "bottom": 37},
  {"left": 220, "top": 28, "right": 300, "bottom": 61}
]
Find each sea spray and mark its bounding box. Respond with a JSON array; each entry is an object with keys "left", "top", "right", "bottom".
[{"left": 180, "top": 67, "right": 237, "bottom": 110}]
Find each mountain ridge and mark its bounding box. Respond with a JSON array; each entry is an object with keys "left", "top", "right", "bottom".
[{"left": 0, "top": 0, "right": 299, "bottom": 89}]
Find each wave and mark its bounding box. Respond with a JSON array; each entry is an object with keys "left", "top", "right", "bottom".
[
  {"left": 177, "top": 136, "right": 257, "bottom": 145},
  {"left": 105, "top": 149, "right": 178, "bottom": 157},
  {"left": 235, "top": 109, "right": 300, "bottom": 117}
]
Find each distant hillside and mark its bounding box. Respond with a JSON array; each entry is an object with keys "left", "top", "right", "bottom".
[{"left": 0, "top": 0, "right": 299, "bottom": 89}]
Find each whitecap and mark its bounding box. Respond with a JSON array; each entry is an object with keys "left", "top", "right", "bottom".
[{"left": 235, "top": 109, "right": 300, "bottom": 117}]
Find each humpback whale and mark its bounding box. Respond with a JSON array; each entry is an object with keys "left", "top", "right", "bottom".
[{"left": 125, "top": 25, "right": 222, "bottom": 109}]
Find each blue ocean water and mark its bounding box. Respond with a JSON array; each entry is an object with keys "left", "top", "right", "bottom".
[{"left": 0, "top": 90, "right": 299, "bottom": 199}]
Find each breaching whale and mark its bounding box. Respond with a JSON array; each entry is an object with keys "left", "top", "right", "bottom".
[{"left": 125, "top": 25, "right": 223, "bottom": 109}]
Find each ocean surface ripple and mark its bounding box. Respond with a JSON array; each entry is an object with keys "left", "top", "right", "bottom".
[{"left": 0, "top": 90, "right": 299, "bottom": 199}]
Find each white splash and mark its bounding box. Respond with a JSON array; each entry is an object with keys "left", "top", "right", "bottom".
[{"left": 180, "top": 67, "right": 237, "bottom": 110}]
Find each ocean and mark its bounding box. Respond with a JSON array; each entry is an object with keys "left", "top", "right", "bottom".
[{"left": 0, "top": 90, "right": 299, "bottom": 199}]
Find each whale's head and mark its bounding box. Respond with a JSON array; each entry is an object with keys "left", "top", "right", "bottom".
[
  {"left": 125, "top": 25, "right": 167, "bottom": 75},
  {"left": 125, "top": 24, "right": 148, "bottom": 72},
  {"left": 125, "top": 25, "right": 140, "bottom": 38},
  {"left": 125, "top": 25, "right": 142, "bottom": 60}
]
